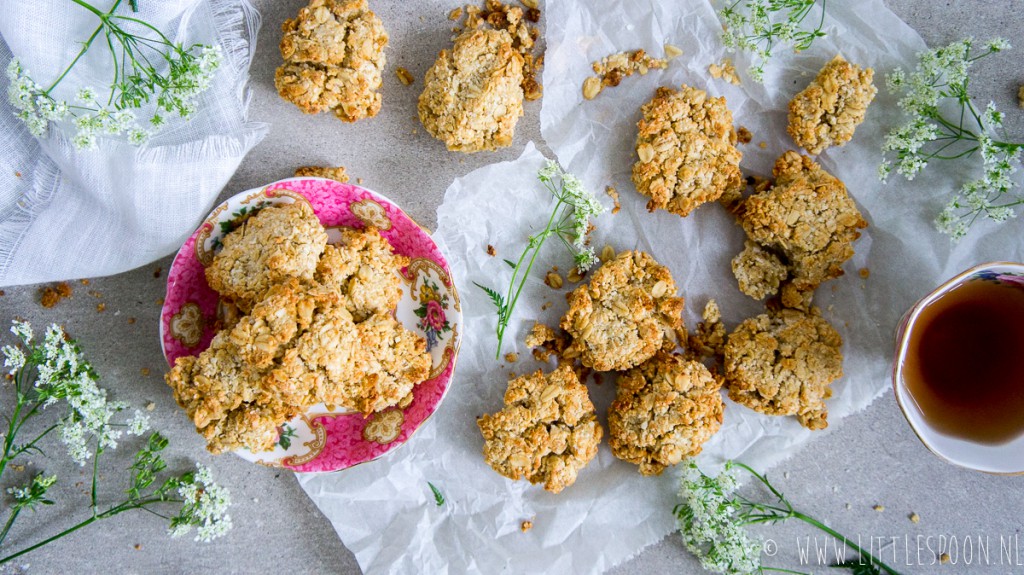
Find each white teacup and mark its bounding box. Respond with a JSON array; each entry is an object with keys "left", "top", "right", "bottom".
[{"left": 892, "top": 261, "right": 1024, "bottom": 475}]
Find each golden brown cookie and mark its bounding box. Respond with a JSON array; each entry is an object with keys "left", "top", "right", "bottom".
[
  {"left": 478, "top": 365, "right": 603, "bottom": 493},
  {"left": 205, "top": 202, "right": 328, "bottom": 313},
  {"left": 723, "top": 308, "right": 843, "bottom": 430},
  {"left": 347, "top": 311, "right": 432, "bottom": 415},
  {"left": 275, "top": 0, "right": 389, "bottom": 122},
  {"left": 731, "top": 240, "right": 788, "bottom": 301},
  {"left": 609, "top": 352, "right": 724, "bottom": 475},
  {"left": 787, "top": 55, "right": 877, "bottom": 155},
  {"left": 418, "top": 28, "right": 524, "bottom": 153},
  {"left": 737, "top": 151, "right": 867, "bottom": 308},
  {"left": 561, "top": 250, "right": 684, "bottom": 372},
  {"left": 631, "top": 85, "right": 743, "bottom": 217},
  {"left": 315, "top": 226, "right": 409, "bottom": 322}
]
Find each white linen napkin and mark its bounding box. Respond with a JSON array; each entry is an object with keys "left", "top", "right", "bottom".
[{"left": 0, "top": 0, "right": 267, "bottom": 286}]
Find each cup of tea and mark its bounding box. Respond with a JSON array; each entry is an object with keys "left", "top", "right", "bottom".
[{"left": 893, "top": 261, "right": 1024, "bottom": 474}]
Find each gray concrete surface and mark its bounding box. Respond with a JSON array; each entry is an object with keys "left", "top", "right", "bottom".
[{"left": 1, "top": 1, "right": 1023, "bottom": 573}]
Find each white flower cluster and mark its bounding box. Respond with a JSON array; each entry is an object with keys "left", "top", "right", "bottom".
[
  {"left": 171, "top": 464, "right": 233, "bottom": 542},
  {"left": 5, "top": 38, "right": 220, "bottom": 151},
  {"left": 2, "top": 320, "right": 151, "bottom": 465},
  {"left": 538, "top": 160, "right": 606, "bottom": 272},
  {"left": 720, "top": 0, "right": 823, "bottom": 83},
  {"left": 880, "top": 38, "right": 1021, "bottom": 240},
  {"left": 676, "top": 462, "right": 762, "bottom": 575}
]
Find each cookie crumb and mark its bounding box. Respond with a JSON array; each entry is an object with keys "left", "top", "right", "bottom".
[
  {"left": 599, "top": 245, "right": 615, "bottom": 263},
  {"left": 295, "top": 166, "right": 350, "bottom": 183},
  {"left": 544, "top": 270, "right": 563, "bottom": 289},
  {"left": 80, "top": 279, "right": 90, "bottom": 285},
  {"left": 153, "top": 267, "right": 162, "bottom": 279},
  {"left": 486, "top": 244, "right": 497, "bottom": 256},
  {"left": 940, "top": 552, "right": 950, "bottom": 564},
  {"left": 141, "top": 367, "right": 151, "bottom": 377},
  {"left": 0, "top": 290, "right": 5, "bottom": 297},
  {"left": 134, "top": 544, "right": 142, "bottom": 551},
  {"left": 845, "top": 503, "right": 851, "bottom": 510},
  {"left": 11, "top": 464, "right": 25, "bottom": 472},
  {"left": 541, "top": 301, "right": 552, "bottom": 311},
  {"left": 664, "top": 43, "right": 683, "bottom": 59},
  {"left": 859, "top": 267, "right": 870, "bottom": 279},
  {"left": 96, "top": 303, "right": 106, "bottom": 313},
  {"left": 520, "top": 520, "right": 533, "bottom": 532},
  {"left": 145, "top": 401, "right": 156, "bottom": 411},
  {"left": 606, "top": 185, "right": 621, "bottom": 214},
  {"left": 708, "top": 58, "right": 740, "bottom": 85},
  {"left": 357, "top": 178, "right": 364, "bottom": 185},
  {"left": 396, "top": 67, "right": 414, "bottom": 86},
  {"left": 909, "top": 512, "right": 920, "bottom": 523},
  {"left": 504, "top": 352, "right": 518, "bottom": 363},
  {"left": 873, "top": 504, "right": 885, "bottom": 512},
  {"left": 156, "top": 298, "right": 164, "bottom": 306},
  {"left": 584, "top": 49, "right": 668, "bottom": 100},
  {"left": 758, "top": 141, "right": 767, "bottom": 149},
  {"left": 449, "top": 6, "right": 463, "bottom": 20},
  {"left": 41, "top": 282, "right": 73, "bottom": 308},
  {"left": 737, "top": 126, "right": 753, "bottom": 144},
  {"left": 127, "top": 317, "right": 136, "bottom": 325},
  {"left": 1018, "top": 85, "right": 1024, "bottom": 108},
  {"left": 566, "top": 268, "right": 585, "bottom": 283}
]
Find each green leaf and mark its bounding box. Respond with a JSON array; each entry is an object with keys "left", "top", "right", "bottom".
[
  {"left": 830, "top": 558, "right": 883, "bottom": 575},
  {"left": 473, "top": 282, "right": 506, "bottom": 314},
  {"left": 427, "top": 482, "right": 445, "bottom": 506},
  {"left": 503, "top": 259, "right": 517, "bottom": 269}
]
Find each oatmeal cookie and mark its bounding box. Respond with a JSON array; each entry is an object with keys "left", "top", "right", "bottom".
[
  {"left": 731, "top": 241, "right": 788, "bottom": 301},
  {"left": 347, "top": 312, "right": 431, "bottom": 414},
  {"left": 295, "top": 165, "right": 350, "bottom": 183},
  {"left": 275, "top": 0, "right": 389, "bottom": 122},
  {"left": 609, "top": 352, "right": 724, "bottom": 475},
  {"left": 315, "top": 226, "right": 408, "bottom": 322},
  {"left": 205, "top": 202, "right": 328, "bottom": 312},
  {"left": 228, "top": 279, "right": 338, "bottom": 370},
  {"left": 561, "top": 251, "right": 684, "bottom": 372},
  {"left": 478, "top": 364, "right": 603, "bottom": 493},
  {"left": 418, "top": 28, "right": 524, "bottom": 153},
  {"left": 631, "top": 85, "right": 743, "bottom": 217},
  {"left": 737, "top": 151, "right": 867, "bottom": 308},
  {"left": 787, "top": 55, "right": 877, "bottom": 155},
  {"left": 264, "top": 302, "right": 361, "bottom": 407},
  {"left": 165, "top": 331, "right": 290, "bottom": 453},
  {"left": 723, "top": 308, "right": 843, "bottom": 430}
]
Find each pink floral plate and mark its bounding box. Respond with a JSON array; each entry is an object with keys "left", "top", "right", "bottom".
[{"left": 159, "top": 178, "right": 462, "bottom": 472}]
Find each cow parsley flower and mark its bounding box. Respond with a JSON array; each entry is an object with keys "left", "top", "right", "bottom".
[
  {"left": 476, "top": 160, "right": 606, "bottom": 357},
  {"left": 881, "top": 37, "right": 1024, "bottom": 240},
  {"left": 4, "top": 1, "right": 221, "bottom": 150},
  {"left": 718, "top": 0, "right": 828, "bottom": 83},
  {"left": 169, "top": 464, "right": 233, "bottom": 542},
  {"left": 1, "top": 321, "right": 235, "bottom": 563}
]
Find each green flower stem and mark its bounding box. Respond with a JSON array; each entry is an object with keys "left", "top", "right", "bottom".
[
  {"left": 734, "top": 463, "right": 902, "bottom": 575},
  {"left": 0, "top": 496, "right": 176, "bottom": 566},
  {"left": 48, "top": 0, "right": 125, "bottom": 93},
  {"left": 495, "top": 194, "right": 568, "bottom": 358}
]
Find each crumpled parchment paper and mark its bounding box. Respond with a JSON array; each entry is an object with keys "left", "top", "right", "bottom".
[{"left": 298, "top": 1, "right": 1024, "bottom": 573}]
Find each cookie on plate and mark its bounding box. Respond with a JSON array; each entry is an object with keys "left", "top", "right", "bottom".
[
  {"left": 478, "top": 364, "right": 603, "bottom": 493},
  {"left": 631, "top": 85, "right": 743, "bottom": 217},
  {"left": 561, "top": 250, "right": 684, "bottom": 372},
  {"left": 418, "top": 28, "right": 524, "bottom": 153},
  {"left": 315, "top": 226, "right": 408, "bottom": 322},
  {"left": 787, "top": 55, "right": 877, "bottom": 155},
  {"left": 205, "top": 201, "right": 328, "bottom": 313},
  {"left": 275, "top": 0, "right": 389, "bottom": 122},
  {"left": 609, "top": 352, "right": 724, "bottom": 475},
  {"left": 723, "top": 308, "right": 843, "bottom": 430}
]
